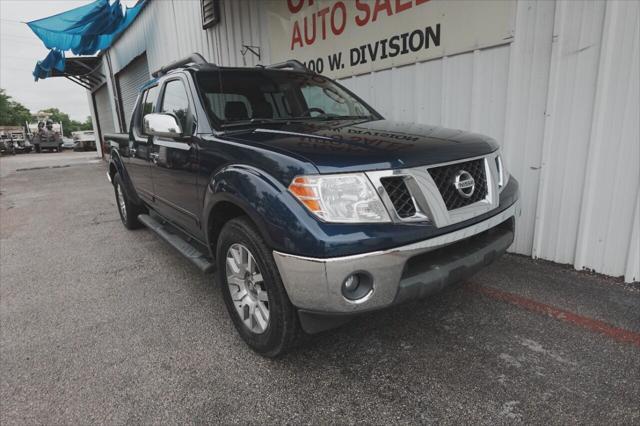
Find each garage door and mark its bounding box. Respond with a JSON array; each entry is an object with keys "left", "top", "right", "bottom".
[
  {"left": 93, "top": 83, "right": 115, "bottom": 144},
  {"left": 116, "top": 54, "right": 150, "bottom": 131}
]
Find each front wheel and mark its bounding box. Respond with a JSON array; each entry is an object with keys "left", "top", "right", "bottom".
[
  {"left": 113, "top": 173, "right": 143, "bottom": 230},
  {"left": 217, "top": 217, "right": 300, "bottom": 357}
]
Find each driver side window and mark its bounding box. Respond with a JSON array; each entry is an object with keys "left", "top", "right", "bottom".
[
  {"left": 160, "top": 80, "right": 190, "bottom": 132},
  {"left": 139, "top": 85, "right": 159, "bottom": 136}
]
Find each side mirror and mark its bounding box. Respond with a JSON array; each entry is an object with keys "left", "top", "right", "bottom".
[{"left": 144, "top": 113, "right": 183, "bottom": 138}]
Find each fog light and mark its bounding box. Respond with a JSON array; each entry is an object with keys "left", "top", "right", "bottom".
[
  {"left": 342, "top": 272, "right": 373, "bottom": 301},
  {"left": 344, "top": 275, "right": 360, "bottom": 291}
]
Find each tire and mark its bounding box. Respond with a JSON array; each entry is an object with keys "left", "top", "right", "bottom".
[
  {"left": 113, "top": 173, "right": 143, "bottom": 230},
  {"left": 217, "top": 217, "right": 300, "bottom": 357}
]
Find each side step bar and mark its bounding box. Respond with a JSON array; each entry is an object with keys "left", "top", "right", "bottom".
[{"left": 137, "top": 214, "right": 215, "bottom": 273}]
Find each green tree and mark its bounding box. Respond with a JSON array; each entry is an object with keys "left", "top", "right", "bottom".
[
  {"left": 81, "top": 116, "right": 93, "bottom": 131},
  {"left": 0, "top": 89, "right": 32, "bottom": 127}
]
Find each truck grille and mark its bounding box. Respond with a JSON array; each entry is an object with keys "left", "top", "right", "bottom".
[
  {"left": 428, "top": 159, "right": 488, "bottom": 210},
  {"left": 380, "top": 177, "right": 417, "bottom": 218}
]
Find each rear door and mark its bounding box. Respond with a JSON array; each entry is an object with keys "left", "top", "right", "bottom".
[
  {"left": 126, "top": 85, "right": 158, "bottom": 202},
  {"left": 150, "top": 77, "right": 200, "bottom": 235}
]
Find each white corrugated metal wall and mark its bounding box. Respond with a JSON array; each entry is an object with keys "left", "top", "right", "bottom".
[
  {"left": 116, "top": 54, "right": 150, "bottom": 131},
  {"left": 95, "top": 0, "right": 639, "bottom": 282},
  {"left": 108, "top": 0, "right": 269, "bottom": 75}
]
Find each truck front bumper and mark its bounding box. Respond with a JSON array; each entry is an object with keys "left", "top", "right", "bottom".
[{"left": 273, "top": 201, "right": 519, "bottom": 323}]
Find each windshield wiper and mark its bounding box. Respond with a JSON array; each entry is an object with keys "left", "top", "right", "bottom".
[
  {"left": 220, "top": 118, "right": 293, "bottom": 129},
  {"left": 295, "top": 114, "right": 373, "bottom": 121}
]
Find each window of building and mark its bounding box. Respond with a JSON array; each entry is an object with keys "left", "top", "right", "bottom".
[{"left": 201, "top": 0, "right": 220, "bottom": 29}]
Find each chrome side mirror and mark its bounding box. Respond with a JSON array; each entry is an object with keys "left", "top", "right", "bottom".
[{"left": 143, "top": 113, "right": 183, "bottom": 138}]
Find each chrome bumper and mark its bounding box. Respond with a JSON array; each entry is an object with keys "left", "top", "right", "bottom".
[{"left": 273, "top": 201, "right": 519, "bottom": 314}]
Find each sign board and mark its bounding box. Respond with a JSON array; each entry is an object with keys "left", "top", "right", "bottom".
[{"left": 267, "top": 0, "right": 515, "bottom": 78}]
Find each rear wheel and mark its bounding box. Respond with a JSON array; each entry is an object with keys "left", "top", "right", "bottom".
[
  {"left": 217, "top": 217, "right": 300, "bottom": 357},
  {"left": 113, "top": 173, "right": 143, "bottom": 230}
]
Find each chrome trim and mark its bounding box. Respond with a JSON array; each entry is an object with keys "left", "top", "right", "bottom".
[
  {"left": 273, "top": 200, "right": 519, "bottom": 313},
  {"left": 144, "top": 113, "right": 183, "bottom": 138},
  {"left": 366, "top": 152, "right": 501, "bottom": 227},
  {"left": 154, "top": 139, "right": 191, "bottom": 151}
]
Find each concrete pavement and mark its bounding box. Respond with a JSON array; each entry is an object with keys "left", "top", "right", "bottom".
[{"left": 1, "top": 157, "right": 638, "bottom": 424}]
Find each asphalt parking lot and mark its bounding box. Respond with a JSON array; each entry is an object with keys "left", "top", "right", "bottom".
[{"left": 1, "top": 153, "right": 639, "bottom": 424}]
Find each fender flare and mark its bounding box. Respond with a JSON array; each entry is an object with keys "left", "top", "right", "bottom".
[
  {"left": 202, "top": 164, "right": 322, "bottom": 258},
  {"left": 108, "top": 148, "right": 143, "bottom": 205}
]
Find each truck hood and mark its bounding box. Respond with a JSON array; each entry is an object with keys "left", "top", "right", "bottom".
[{"left": 223, "top": 119, "right": 499, "bottom": 173}]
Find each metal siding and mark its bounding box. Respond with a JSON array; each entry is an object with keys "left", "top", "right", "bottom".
[
  {"left": 93, "top": 84, "right": 115, "bottom": 138},
  {"left": 573, "top": 0, "right": 640, "bottom": 281},
  {"left": 116, "top": 54, "right": 150, "bottom": 131},
  {"left": 533, "top": 0, "right": 640, "bottom": 281},
  {"left": 502, "top": 0, "right": 555, "bottom": 255},
  {"left": 533, "top": 0, "right": 607, "bottom": 265},
  {"left": 96, "top": 0, "right": 639, "bottom": 282}
]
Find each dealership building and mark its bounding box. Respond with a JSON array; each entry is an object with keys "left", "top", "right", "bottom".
[{"left": 60, "top": 0, "right": 638, "bottom": 283}]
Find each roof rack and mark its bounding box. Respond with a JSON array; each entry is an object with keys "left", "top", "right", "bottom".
[
  {"left": 151, "top": 53, "right": 212, "bottom": 78},
  {"left": 267, "top": 60, "right": 309, "bottom": 72}
]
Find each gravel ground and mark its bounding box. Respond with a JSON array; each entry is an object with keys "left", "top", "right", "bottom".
[{"left": 1, "top": 155, "right": 639, "bottom": 424}]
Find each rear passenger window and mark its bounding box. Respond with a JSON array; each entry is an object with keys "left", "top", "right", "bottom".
[
  {"left": 161, "top": 80, "right": 190, "bottom": 132},
  {"left": 139, "top": 85, "right": 159, "bottom": 135}
]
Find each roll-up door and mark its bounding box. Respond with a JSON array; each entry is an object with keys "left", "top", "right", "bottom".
[
  {"left": 93, "top": 83, "right": 115, "bottom": 148},
  {"left": 116, "top": 54, "right": 150, "bottom": 131}
]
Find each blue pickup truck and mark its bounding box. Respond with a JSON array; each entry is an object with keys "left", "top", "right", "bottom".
[{"left": 106, "top": 53, "right": 519, "bottom": 357}]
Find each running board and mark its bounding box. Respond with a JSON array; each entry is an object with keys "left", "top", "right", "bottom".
[{"left": 137, "top": 214, "right": 215, "bottom": 273}]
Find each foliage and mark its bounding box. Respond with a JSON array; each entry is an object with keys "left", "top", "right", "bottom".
[
  {"left": 0, "top": 89, "right": 32, "bottom": 127},
  {"left": 1, "top": 89, "right": 93, "bottom": 137}
]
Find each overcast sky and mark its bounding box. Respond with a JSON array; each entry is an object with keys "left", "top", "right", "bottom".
[{"left": 1, "top": 0, "right": 136, "bottom": 121}]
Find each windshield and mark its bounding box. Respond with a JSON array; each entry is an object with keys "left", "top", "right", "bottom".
[{"left": 195, "top": 70, "right": 377, "bottom": 127}]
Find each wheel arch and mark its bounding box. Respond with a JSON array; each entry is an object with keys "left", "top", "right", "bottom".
[
  {"left": 109, "top": 148, "right": 143, "bottom": 205},
  {"left": 204, "top": 193, "right": 275, "bottom": 261},
  {"left": 202, "top": 164, "right": 309, "bottom": 259}
]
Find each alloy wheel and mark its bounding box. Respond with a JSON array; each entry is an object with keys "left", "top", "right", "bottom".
[
  {"left": 225, "top": 243, "right": 270, "bottom": 334},
  {"left": 116, "top": 183, "right": 127, "bottom": 221}
]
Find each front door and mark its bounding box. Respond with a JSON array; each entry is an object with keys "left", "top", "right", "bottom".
[
  {"left": 151, "top": 77, "right": 200, "bottom": 236},
  {"left": 126, "top": 85, "right": 159, "bottom": 202}
]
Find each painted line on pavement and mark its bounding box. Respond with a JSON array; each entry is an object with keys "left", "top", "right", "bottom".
[{"left": 472, "top": 284, "right": 640, "bottom": 348}]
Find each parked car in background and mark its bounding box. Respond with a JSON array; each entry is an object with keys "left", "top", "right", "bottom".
[
  {"left": 0, "top": 126, "right": 30, "bottom": 154},
  {"left": 0, "top": 134, "right": 16, "bottom": 155},
  {"left": 62, "top": 137, "right": 76, "bottom": 149},
  {"left": 72, "top": 130, "right": 96, "bottom": 151},
  {"left": 106, "top": 54, "right": 519, "bottom": 357}
]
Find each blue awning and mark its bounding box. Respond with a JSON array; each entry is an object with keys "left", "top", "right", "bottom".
[{"left": 28, "top": 0, "right": 146, "bottom": 81}]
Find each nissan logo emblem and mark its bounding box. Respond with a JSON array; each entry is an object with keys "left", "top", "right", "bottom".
[{"left": 454, "top": 170, "right": 475, "bottom": 198}]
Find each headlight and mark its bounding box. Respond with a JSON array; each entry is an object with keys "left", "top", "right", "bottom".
[
  {"left": 288, "top": 173, "right": 391, "bottom": 223},
  {"left": 496, "top": 153, "right": 510, "bottom": 191}
]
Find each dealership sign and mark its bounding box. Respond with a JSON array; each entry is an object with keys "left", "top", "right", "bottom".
[{"left": 267, "top": 0, "right": 515, "bottom": 78}]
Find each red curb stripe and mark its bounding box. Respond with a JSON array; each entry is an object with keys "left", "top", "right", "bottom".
[{"left": 472, "top": 284, "right": 640, "bottom": 348}]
